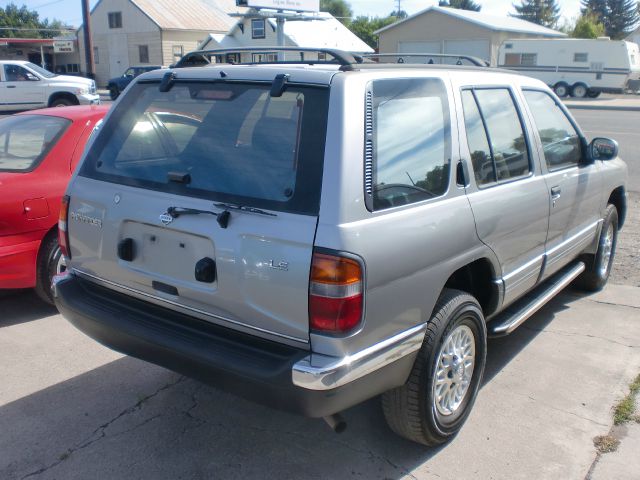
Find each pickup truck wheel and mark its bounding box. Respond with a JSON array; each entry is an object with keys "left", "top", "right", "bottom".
[
  {"left": 50, "top": 98, "right": 74, "bottom": 107},
  {"left": 577, "top": 204, "right": 618, "bottom": 291},
  {"left": 382, "top": 289, "right": 487, "bottom": 446},
  {"left": 109, "top": 86, "right": 119, "bottom": 100},
  {"left": 34, "top": 232, "right": 65, "bottom": 305}
]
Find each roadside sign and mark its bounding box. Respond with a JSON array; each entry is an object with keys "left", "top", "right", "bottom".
[
  {"left": 53, "top": 40, "right": 75, "bottom": 53},
  {"left": 243, "top": 0, "right": 319, "bottom": 12}
]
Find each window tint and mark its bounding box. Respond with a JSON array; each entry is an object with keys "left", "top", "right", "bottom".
[
  {"left": 367, "top": 78, "right": 451, "bottom": 211},
  {"left": 523, "top": 90, "right": 582, "bottom": 170},
  {"left": 0, "top": 115, "right": 70, "bottom": 172},
  {"left": 4, "top": 64, "right": 32, "bottom": 81},
  {"left": 461, "top": 90, "right": 495, "bottom": 185},
  {"left": 473, "top": 89, "right": 530, "bottom": 182},
  {"left": 81, "top": 82, "right": 329, "bottom": 215}
]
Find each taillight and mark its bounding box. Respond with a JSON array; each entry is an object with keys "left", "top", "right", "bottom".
[
  {"left": 309, "top": 251, "right": 363, "bottom": 334},
  {"left": 58, "top": 195, "right": 71, "bottom": 259}
]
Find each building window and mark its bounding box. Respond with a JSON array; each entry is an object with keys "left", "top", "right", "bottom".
[
  {"left": 93, "top": 46, "right": 99, "bottom": 64},
  {"left": 574, "top": 52, "right": 588, "bottom": 62},
  {"left": 251, "top": 52, "right": 277, "bottom": 62},
  {"left": 67, "top": 64, "right": 80, "bottom": 73},
  {"left": 139, "top": 45, "right": 149, "bottom": 63},
  {"left": 108, "top": 12, "right": 122, "bottom": 29},
  {"left": 503, "top": 53, "right": 537, "bottom": 66},
  {"left": 173, "top": 45, "right": 183, "bottom": 63},
  {"left": 251, "top": 19, "right": 265, "bottom": 39}
]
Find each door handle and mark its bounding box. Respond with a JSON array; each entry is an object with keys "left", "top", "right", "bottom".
[
  {"left": 551, "top": 186, "right": 561, "bottom": 198},
  {"left": 6, "top": 85, "right": 16, "bottom": 88}
]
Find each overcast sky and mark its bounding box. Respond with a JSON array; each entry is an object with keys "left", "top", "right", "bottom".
[{"left": 2, "top": 0, "right": 583, "bottom": 28}]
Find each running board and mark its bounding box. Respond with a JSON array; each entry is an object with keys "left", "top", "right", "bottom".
[{"left": 488, "top": 262, "right": 585, "bottom": 337}]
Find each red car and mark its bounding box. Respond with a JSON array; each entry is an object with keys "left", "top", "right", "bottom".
[{"left": 0, "top": 105, "right": 109, "bottom": 303}]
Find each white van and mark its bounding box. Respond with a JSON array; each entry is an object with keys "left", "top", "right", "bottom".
[
  {"left": 0, "top": 60, "right": 100, "bottom": 111},
  {"left": 498, "top": 38, "right": 640, "bottom": 97}
]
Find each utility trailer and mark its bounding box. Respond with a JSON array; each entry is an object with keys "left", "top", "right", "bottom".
[{"left": 498, "top": 38, "right": 640, "bottom": 97}]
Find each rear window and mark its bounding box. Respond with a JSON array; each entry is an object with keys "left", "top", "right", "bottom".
[
  {"left": 80, "top": 81, "right": 329, "bottom": 215},
  {"left": 0, "top": 115, "right": 70, "bottom": 172}
]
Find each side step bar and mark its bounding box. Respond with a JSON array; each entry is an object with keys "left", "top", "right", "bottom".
[{"left": 488, "top": 262, "right": 586, "bottom": 337}]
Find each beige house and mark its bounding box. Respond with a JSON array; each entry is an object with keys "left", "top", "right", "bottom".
[
  {"left": 375, "top": 6, "right": 565, "bottom": 66},
  {"left": 78, "top": 0, "right": 244, "bottom": 86}
]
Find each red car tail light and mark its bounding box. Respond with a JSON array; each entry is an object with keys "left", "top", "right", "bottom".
[
  {"left": 58, "top": 195, "right": 71, "bottom": 259},
  {"left": 309, "top": 251, "right": 363, "bottom": 334}
]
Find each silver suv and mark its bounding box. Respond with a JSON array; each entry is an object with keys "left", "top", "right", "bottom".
[{"left": 53, "top": 49, "right": 627, "bottom": 446}]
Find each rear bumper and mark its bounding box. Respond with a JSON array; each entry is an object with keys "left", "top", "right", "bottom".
[
  {"left": 53, "top": 273, "right": 420, "bottom": 417},
  {"left": 0, "top": 237, "right": 40, "bottom": 289}
]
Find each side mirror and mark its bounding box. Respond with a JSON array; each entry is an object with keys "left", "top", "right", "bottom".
[{"left": 589, "top": 137, "right": 619, "bottom": 161}]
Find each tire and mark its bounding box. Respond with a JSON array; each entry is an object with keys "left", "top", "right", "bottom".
[
  {"left": 50, "top": 97, "right": 75, "bottom": 108},
  {"left": 571, "top": 83, "right": 588, "bottom": 98},
  {"left": 382, "top": 289, "right": 487, "bottom": 446},
  {"left": 554, "top": 82, "right": 570, "bottom": 98},
  {"left": 109, "top": 86, "right": 120, "bottom": 101},
  {"left": 34, "top": 231, "right": 66, "bottom": 305},
  {"left": 576, "top": 204, "right": 618, "bottom": 292},
  {"left": 587, "top": 89, "right": 601, "bottom": 98}
]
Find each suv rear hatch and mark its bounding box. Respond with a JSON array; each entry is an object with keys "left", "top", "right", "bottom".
[{"left": 67, "top": 77, "right": 329, "bottom": 346}]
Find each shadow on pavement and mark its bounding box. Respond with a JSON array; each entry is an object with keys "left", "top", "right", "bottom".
[
  {"left": 0, "top": 290, "right": 56, "bottom": 328},
  {"left": 0, "top": 288, "right": 592, "bottom": 479}
]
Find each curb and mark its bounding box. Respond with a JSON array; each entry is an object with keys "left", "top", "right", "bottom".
[{"left": 564, "top": 104, "right": 640, "bottom": 112}]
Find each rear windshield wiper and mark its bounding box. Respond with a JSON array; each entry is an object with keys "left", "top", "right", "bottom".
[
  {"left": 214, "top": 202, "right": 277, "bottom": 217},
  {"left": 167, "top": 206, "right": 230, "bottom": 228}
]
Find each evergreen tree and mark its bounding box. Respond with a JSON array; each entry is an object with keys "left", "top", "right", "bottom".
[
  {"left": 572, "top": 12, "right": 606, "bottom": 37},
  {"left": 438, "top": 0, "right": 482, "bottom": 12},
  {"left": 606, "top": 0, "right": 639, "bottom": 38},
  {"left": 511, "top": 0, "right": 561, "bottom": 28}
]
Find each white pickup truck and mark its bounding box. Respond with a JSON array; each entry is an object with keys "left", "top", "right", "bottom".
[{"left": 0, "top": 60, "right": 100, "bottom": 111}]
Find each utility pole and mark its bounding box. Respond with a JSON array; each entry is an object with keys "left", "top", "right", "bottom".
[
  {"left": 395, "top": 0, "right": 402, "bottom": 15},
  {"left": 81, "top": 0, "right": 95, "bottom": 79}
]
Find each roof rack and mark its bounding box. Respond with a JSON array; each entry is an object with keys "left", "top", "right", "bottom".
[
  {"left": 172, "top": 47, "right": 362, "bottom": 70},
  {"left": 362, "top": 53, "right": 489, "bottom": 67},
  {"left": 171, "top": 47, "right": 491, "bottom": 72}
]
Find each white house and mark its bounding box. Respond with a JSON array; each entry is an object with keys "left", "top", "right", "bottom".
[{"left": 198, "top": 11, "right": 373, "bottom": 62}]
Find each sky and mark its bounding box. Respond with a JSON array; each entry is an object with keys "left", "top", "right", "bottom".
[{"left": 1, "top": 0, "right": 583, "bottom": 28}]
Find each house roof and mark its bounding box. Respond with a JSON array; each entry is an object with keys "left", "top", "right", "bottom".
[
  {"left": 375, "top": 6, "right": 566, "bottom": 38},
  {"left": 202, "top": 12, "right": 373, "bottom": 53},
  {"left": 129, "top": 0, "right": 236, "bottom": 32}
]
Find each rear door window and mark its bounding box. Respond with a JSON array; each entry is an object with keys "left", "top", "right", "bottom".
[
  {"left": 522, "top": 90, "right": 582, "bottom": 171},
  {"left": 0, "top": 115, "right": 70, "bottom": 172},
  {"left": 461, "top": 88, "right": 531, "bottom": 186},
  {"left": 81, "top": 82, "right": 329, "bottom": 215},
  {"left": 365, "top": 77, "right": 451, "bottom": 211}
]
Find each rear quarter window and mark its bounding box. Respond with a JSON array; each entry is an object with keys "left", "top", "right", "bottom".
[
  {"left": 0, "top": 115, "right": 70, "bottom": 172},
  {"left": 365, "top": 77, "right": 451, "bottom": 211}
]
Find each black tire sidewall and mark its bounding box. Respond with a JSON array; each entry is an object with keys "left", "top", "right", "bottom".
[
  {"left": 422, "top": 297, "right": 487, "bottom": 439},
  {"left": 592, "top": 206, "right": 618, "bottom": 286},
  {"left": 35, "top": 234, "right": 62, "bottom": 304}
]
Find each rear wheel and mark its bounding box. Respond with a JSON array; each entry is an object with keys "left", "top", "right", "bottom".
[
  {"left": 34, "top": 232, "right": 66, "bottom": 305},
  {"left": 571, "top": 83, "right": 588, "bottom": 98},
  {"left": 382, "top": 289, "right": 487, "bottom": 446},
  {"left": 554, "top": 82, "right": 570, "bottom": 98},
  {"left": 577, "top": 204, "right": 618, "bottom": 292},
  {"left": 109, "top": 86, "right": 120, "bottom": 100},
  {"left": 587, "top": 89, "right": 601, "bottom": 98}
]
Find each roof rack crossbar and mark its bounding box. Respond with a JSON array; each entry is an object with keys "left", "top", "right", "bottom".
[
  {"left": 174, "top": 47, "right": 360, "bottom": 69},
  {"left": 362, "top": 53, "right": 489, "bottom": 67}
]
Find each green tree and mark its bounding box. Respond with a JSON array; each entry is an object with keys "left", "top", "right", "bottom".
[
  {"left": 320, "top": 0, "right": 353, "bottom": 25},
  {"left": 581, "top": 0, "right": 639, "bottom": 38},
  {"left": 572, "top": 11, "right": 606, "bottom": 37},
  {"left": 389, "top": 9, "right": 408, "bottom": 18},
  {"left": 511, "top": 0, "right": 561, "bottom": 28},
  {"left": 438, "top": 0, "right": 482, "bottom": 12},
  {"left": 0, "top": 2, "right": 66, "bottom": 38},
  {"left": 349, "top": 15, "right": 398, "bottom": 49}
]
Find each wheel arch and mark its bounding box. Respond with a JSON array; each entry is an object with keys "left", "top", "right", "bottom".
[
  {"left": 608, "top": 186, "right": 626, "bottom": 229},
  {"left": 443, "top": 257, "right": 501, "bottom": 317},
  {"left": 47, "top": 91, "right": 79, "bottom": 107}
]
